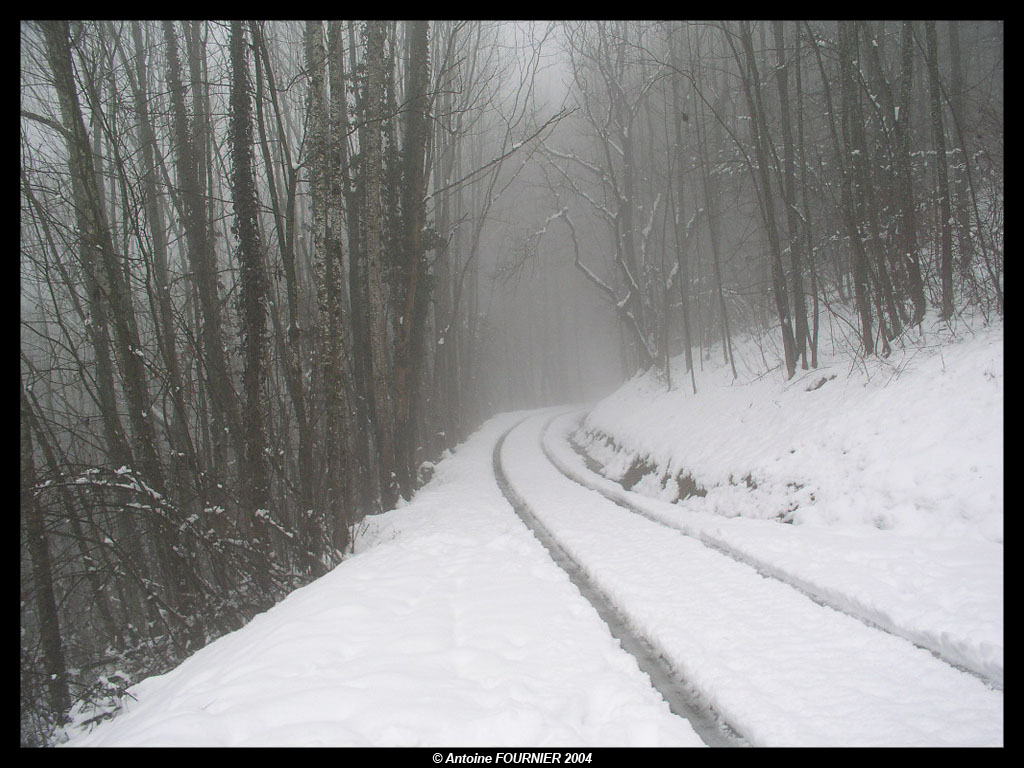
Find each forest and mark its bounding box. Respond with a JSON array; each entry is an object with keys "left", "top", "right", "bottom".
[{"left": 20, "top": 20, "right": 1003, "bottom": 746}]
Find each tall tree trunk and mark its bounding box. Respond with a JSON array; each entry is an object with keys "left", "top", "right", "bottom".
[
  {"left": 836, "top": 21, "right": 876, "bottom": 354},
  {"left": 308, "top": 20, "right": 353, "bottom": 556},
  {"left": 850, "top": 22, "right": 901, "bottom": 346},
  {"left": 692, "top": 71, "right": 736, "bottom": 380},
  {"left": 42, "top": 21, "right": 166, "bottom": 492},
  {"left": 793, "top": 21, "right": 819, "bottom": 366},
  {"left": 947, "top": 21, "right": 974, "bottom": 269},
  {"left": 326, "top": 20, "right": 356, "bottom": 549},
  {"left": 393, "top": 20, "right": 431, "bottom": 498},
  {"left": 342, "top": 21, "right": 380, "bottom": 518},
  {"left": 668, "top": 29, "right": 696, "bottom": 393},
  {"left": 772, "top": 21, "right": 809, "bottom": 369},
  {"left": 925, "top": 21, "right": 955, "bottom": 320},
  {"left": 896, "top": 21, "right": 927, "bottom": 324},
  {"left": 230, "top": 20, "right": 271, "bottom": 542},
  {"left": 363, "top": 19, "right": 398, "bottom": 510}
]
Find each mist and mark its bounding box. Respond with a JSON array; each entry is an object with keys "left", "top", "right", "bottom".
[{"left": 21, "top": 20, "right": 1003, "bottom": 745}]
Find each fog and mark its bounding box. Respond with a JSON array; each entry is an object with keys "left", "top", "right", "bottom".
[{"left": 20, "top": 20, "right": 1002, "bottom": 745}]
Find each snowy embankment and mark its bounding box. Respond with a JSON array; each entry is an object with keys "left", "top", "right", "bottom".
[
  {"left": 583, "top": 317, "right": 1003, "bottom": 542},
  {"left": 61, "top": 412, "right": 701, "bottom": 747},
  {"left": 571, "top": 316, "right": 1003, "bottom": 687}
]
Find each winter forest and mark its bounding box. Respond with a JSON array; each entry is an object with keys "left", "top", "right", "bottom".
[{"left": 20, "top": 21, "right": 1003, "bottom": 746}]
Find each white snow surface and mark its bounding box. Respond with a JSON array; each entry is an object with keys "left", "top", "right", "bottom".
[
  {"left": 546, "top": 413, "right": 1003, "bottom": 687},
  {"left": 583, "top": 316, "right": 1003, "bottom": 544},
  {"left": 60, "top": 317, "right": 1003, "bottom": 748},
  {"left": 571, "top": 317, "right": 1003, "bottom": 689},
  {"left": 62, "top": 412, "right": 701, "bottom": 747},
  {"left": 503, "top": 413, "right": 1002, "bottom": 747}
]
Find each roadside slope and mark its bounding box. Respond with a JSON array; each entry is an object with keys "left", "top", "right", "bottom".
[{"left": 583, "top": 317, "right": 1003, "bottom": 543}]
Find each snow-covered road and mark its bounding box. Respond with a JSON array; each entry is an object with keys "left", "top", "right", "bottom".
[
  {"left": 499, "top": 412, "right": 1003, "bottom": 747},
  {"left": 63, "top": 408, "right": 1003, "bottom": 747},
  {"left": 544, "top": 412, "right": 1004, "bottom": 688},
  {"left": 62, "top": 412, "right": 704, "bottom": 747}
]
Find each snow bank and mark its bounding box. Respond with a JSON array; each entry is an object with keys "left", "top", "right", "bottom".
[{"left": 582, "top": 315, "right": 1003, "bottom": 544}]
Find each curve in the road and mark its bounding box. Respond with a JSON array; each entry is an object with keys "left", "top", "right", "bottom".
[
  {"left": 543, "top": 411, "right": 1002, "bottom": 692},
  {"left": 492, "top": 416, "right": 747, "bottom": 749}
]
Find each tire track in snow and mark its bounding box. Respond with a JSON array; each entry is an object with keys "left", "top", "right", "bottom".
[
  {"left": 543, "top": 412, "right": 1002, "bottom": 691},
  {"left": 492, "top": 417, "right": 747, "bottom": 749},
  {"left": 501, "top": 413, "right": 1002, "bottom": 746}
]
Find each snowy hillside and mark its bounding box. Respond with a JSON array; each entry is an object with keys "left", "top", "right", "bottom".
[{"left": 580, "top": 312, "right": 1003, "bottom": 544}]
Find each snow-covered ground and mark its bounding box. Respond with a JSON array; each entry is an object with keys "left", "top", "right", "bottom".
[
  {"left": 582, "top": 313, "right": 1003, "bottom": 545},
  {"left": 60, "top": 412, "right": 702, "bottom": 747},
  {"left": 546, "top": 413, "right": 1003, "bottom": 687},
  {"left": 569, "top": 314, "right": 1003, "bottom": 691},
  {"left": 503, "top": 413, "right": 1002, "bottom": 747},
  {"left": 60, "top": 314, "right": 1003, "bottom": 747}
]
